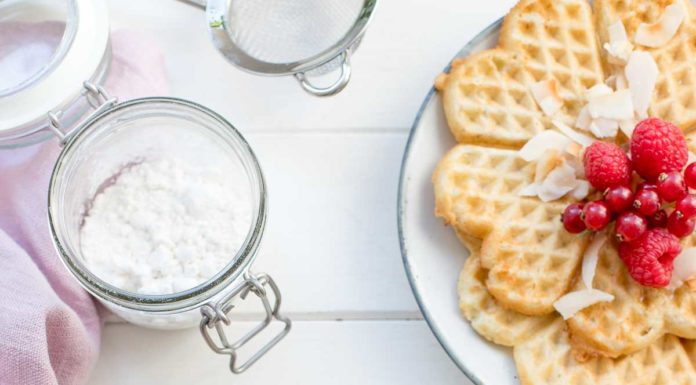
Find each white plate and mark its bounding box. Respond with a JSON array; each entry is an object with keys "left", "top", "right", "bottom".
[{"left": 397, "top": 19, "right": 521, "bottom": 385}]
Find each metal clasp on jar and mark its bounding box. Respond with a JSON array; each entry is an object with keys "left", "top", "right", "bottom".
[
  {"left": 199, "top": 272, "right": 291, "bottom": 374},
  {"left": 47, "top": 81, "right": 118, "bottom": 145}
]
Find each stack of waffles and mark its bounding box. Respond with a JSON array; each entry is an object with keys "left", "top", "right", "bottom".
[{"left": 433, "top": 0, "right": 696, "bottom": 383}]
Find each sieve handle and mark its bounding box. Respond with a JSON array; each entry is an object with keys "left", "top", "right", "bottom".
[
  {"left": 176, "top": 0, "right": 206, "bottom": 9},
  {"left": 294, "top": 51, "right": 352, "bottom": 97}
]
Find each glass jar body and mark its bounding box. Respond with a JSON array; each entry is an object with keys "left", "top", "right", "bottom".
[{"left": 48, "top": 98, "right": 267, "bottom": 330}]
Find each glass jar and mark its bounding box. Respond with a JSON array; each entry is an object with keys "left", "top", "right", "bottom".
[
  {"left": 0, "top": 0, "right": 289, "bottom": 374},
  {"left": 0, "top": 0, "right": 110, "bottom": 147},
  {"left": 47, "top": 96, "right": 290, "bottom": 372}
]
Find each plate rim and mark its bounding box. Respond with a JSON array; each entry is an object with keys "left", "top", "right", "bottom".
[{"left": 397, "top": 17, "right": 504, "bottom": 385}]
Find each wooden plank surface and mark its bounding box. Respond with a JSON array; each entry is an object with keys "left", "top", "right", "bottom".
[
  {"left": 91, "top": 0, "right": 520, "bottom": 383},
  {"left": 91, "top": 321, "right": 471, "bottom": 384}
]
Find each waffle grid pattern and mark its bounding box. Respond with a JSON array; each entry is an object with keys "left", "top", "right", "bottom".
[{"left": 457, "top": 241, "right": 555, "bottom": 347}]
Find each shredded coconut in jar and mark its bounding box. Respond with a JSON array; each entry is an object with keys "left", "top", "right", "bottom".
[{"left": 80, "top": 158, "right": 252, "bottom": 295}]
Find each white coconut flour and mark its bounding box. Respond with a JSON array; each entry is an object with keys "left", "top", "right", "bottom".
[{"left": 80, "top": 158, "right": 252, "bottom": 295}]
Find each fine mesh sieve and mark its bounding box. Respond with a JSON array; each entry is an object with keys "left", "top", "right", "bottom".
[{"left": 189, "top": 0, "right": 377, "bottom": 96}]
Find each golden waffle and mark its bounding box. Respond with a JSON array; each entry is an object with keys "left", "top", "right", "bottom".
[
  {"left": 514, "top": 319, "right": 696, "bottom": 385},
  {"left": 433, "top": 144, "right": 589, "bottom": 315},
  {"left": 594, "top": 0, "right": 696, "bottom": 131},
  {"left": 567, "top": 237, "right": 696, "bottom": 358},
  {"left": 593, "top": 0, "right": 693, "bottom": 47},
  {"left": 499, "top": 0, "right": 605, "bottom": 125},
  {"left": 457, "top": 236, "right": 554, "bottom": 347},
  {"left": 649, "top": 25, "right": 696, "bottom": 131},
  {"left": 436, "top": 49, "right": 547, "bottom": 147}
]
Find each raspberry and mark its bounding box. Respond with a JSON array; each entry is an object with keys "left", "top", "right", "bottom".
[
  {"left": 583, "top": 142, "right": 632, "bottom": 190},
  {"left": 618, "top": 228, "right": 681, "bottom": 288},
  {"left": 630, "top": 118, "right": 688, "bottom": 181}
]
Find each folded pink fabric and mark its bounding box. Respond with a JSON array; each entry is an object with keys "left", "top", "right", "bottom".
[{"left": 0, "top": 30, "right": 168, "bottom": 385}]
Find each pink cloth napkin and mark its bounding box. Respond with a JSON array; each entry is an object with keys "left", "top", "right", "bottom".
[{"left": 0, "top": 30, "right": 168, "bottom": 385}]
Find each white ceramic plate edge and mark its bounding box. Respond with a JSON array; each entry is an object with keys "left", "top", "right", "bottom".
[{"left": 397, "top": 18, "right": 522, "bottom": 385}]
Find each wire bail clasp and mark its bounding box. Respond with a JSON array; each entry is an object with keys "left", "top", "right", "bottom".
[
  {"left": 199, "top": 272, "right": 291, "bottom": 374},
  {"left": 48, "top": 81, "right": 118, "bottom": 146}
]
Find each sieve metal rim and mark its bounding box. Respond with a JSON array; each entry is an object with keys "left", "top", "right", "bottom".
[{"left": 205, "top": 0, "right": 377, "bottom": 76}]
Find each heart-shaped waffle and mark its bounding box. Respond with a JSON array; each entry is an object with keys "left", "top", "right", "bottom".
[
  {"left": 436, "top": 0, "right": 605, "bottom": 148},
  {"left": 594, "top": 0, "right": 696, "bottom": 131},
  {"left": 434, "top": 144, "right": 590, "bottom": 315},
  {"left": 567, "top": 237, "right": 696, "bottom": 358},
  {"left": 457, "top": 233, "right": 555, "bottom": 346},
  {"left": 500, "top": 0, "right": 605, "bottom": 121},
  {"left": 514, "top": 319, "right": 696, "bottom": 385}
]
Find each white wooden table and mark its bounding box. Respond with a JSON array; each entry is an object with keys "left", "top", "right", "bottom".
[{"left": 90, "top": 1, "right": 517, "bottom": 383}]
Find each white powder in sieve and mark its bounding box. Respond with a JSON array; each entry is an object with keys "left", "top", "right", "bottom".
[{"left": 80, "top": 158, "right": 252, "bottom": 295}]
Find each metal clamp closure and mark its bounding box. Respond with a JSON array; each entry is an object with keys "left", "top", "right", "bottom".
[
  {"left": 48, "top": 81, "right": 118, "bottom": 146},
  {"left": 199, "top": 272, "right": 291, "bottom": 374}
]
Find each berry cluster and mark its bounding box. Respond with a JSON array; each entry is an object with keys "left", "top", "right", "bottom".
[{"left": 561, "top": 118, "right": 692, "bottom": 287}]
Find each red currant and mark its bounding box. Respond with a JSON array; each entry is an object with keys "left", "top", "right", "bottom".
[
  {"left": 615, "top": 212, "right": 648, "bottom": 242},
  {"left": 583, "top": 201, "right": 611, "bottom": 231},
  {"left": 685, "top": 162, "right": 696, "bottom": 189},
  {"left": 562, "top": 203, "right": 586, "bottom": 234},
  {"left": 604, "top": 186, "right": 634, "bottom": 213},
  {"left": 637, "top": 182, "right": 657, "bottom": 192},
  {"left": 668, "top": 211, "right": 696, "bottom": 238},
  {"left": 647, "top": 209, "right": 669, "bottom": 228},
  {"left": 657, "top": 171, "right": 687, "bottom": 202},
  {"left": 633, "top": 188, "right": 661, "bottom": 216},
  {"left": 676, "top": 194, "right": 696, "bottom": 219}
]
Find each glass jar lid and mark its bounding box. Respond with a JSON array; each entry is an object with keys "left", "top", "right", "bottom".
[{"left": 0, "top": 0, "right": 110, "bottom": 147}]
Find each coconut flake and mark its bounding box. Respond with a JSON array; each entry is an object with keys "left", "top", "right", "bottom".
[
  {"left": 519, "top": 183, "right": 539, "bottom": 197},
  {"left": 564, "top": 154, "right": 585, "bottom": 178},
  {"left": 589, "top": 118, "right": 620, "bottom": 138},
  {"left": 566, "top": 142, "right": 583, "bottom": 158},
  {"left": 554, "top": 289, "right": 615, "bottom": 320},
  {"left": 619, "top": 118, "right": 638, "bottom": 138},
  {"left": 519, "top": 130, "right": 574, "bottom": 162},
  {"left": 625, "top": 51, "right": 659, "bottom": 119},
  {"left": 570, "top": 180, "right": 591, "bottom": 200},
  {"left": 582, "top": 233, "right": 607, "bottom": 289},
  {"left": 588, "top": 89, "right": 634, "bottom": 121},
  {"left": 668, "top": 248, "right": 696, "bottom": 290},
  {"left": 575, "top": 106, "right": 593, "bottom": 131},
  {"left": 689, "top": 152, "right": 696, "bottom": 164},
  {"left": 531, "top": 79, "right": 563, "bottom": 116},
  {"left": 553, "top": 120, "right": 595, "bottom": 147},
  {"left": 538, "top": 162, "right": 578, "bottom": 202},
  {"left": 635, "top": 3, "right": 686, "bottom": 48},
  {"left": 603, "top": 20, "right": 634, "bottom": 64},
  {"left": 586, "top": 84, "right": 614, "bottom": 100},
  {"left": 534, "top": 149, "right": 564, "bottom": 184}
]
